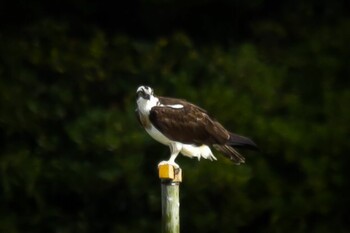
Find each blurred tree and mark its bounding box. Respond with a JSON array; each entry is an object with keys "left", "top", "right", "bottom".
[{"left": 0, "top": 0, "right": 349, "bottom": 232}]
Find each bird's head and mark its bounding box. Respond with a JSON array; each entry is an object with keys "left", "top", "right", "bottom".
[
  {"left": 136, "top": 86, "right": 158, "bottom": 111},
  {"left": 136, "top": 85, "right": 154, "bottom": 100}
]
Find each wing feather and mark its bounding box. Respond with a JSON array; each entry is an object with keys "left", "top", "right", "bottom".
[{"left": 149, "top": 101, "right": 230, "bottom": 145}]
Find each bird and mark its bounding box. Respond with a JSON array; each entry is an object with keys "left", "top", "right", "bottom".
[{"left": 135, "top": 85, "right": 258, "bottom": 168}]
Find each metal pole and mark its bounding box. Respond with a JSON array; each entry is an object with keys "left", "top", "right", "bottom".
[{"left": 159, "top": 165, "right": 182, "bottom": 233}]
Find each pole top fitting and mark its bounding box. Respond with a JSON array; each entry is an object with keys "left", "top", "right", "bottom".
[{"left": 158, "top": 164, "right": 182, "bottom": 183}]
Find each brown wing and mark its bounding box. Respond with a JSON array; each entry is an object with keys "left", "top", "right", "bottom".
[
  {"left": 158, "top": 96, "right": 208, "bottom": 113},
  {"left": 149, "top": 102, "right": 230, "bottom": 145}
]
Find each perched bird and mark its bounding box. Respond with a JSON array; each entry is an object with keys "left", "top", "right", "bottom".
[{"left": 135, "top": 85, "right": 258, "bottom": 167}]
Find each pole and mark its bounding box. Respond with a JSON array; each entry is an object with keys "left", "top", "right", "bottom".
[{"left": 159, "top": 164, "right": 182, "bottom": 233}]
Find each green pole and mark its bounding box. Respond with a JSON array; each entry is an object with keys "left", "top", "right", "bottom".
[{"left": 159, "top": 165, "right": 182, "bottom": 233}]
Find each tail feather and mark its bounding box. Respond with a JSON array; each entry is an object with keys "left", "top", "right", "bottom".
[
  {"left": 213, "top": 145, "right": 245, "bottom": 164},
  {"left": 213, "top": 133, "right": 258, "bottom": 164},
  {"left": 228, "top": 133, "right": 259, "bottom": 151}
]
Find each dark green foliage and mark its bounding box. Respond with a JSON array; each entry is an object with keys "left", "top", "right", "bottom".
[{"left": 0, "top": 2, "right": 349, "bottom": 232}]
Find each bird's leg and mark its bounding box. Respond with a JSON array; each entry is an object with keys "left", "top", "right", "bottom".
[
  {"left": 158, "top": 153, "right": 180, "bottom": 168},
  {"left": 158, "top": 143, "right": 182, "bottom": 168}
]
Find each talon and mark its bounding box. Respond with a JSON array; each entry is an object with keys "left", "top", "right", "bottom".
[{"left": 158, "top": 160, "right": 180, "bottom": 169}]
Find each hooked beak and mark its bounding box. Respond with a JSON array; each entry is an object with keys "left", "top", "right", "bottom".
[{"left": 136, "top": 91, "right": 150, "bottom": 100}]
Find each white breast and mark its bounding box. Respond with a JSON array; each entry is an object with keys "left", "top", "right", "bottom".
[{"left": 146, "top": 125, "right": 172, "bottom": 145}]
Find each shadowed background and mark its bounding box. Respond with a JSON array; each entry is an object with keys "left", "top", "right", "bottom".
[{"left": 0, "top": 0, "right": 349, "bottom": 232}]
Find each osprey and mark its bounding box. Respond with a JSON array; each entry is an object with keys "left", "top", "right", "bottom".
[{"left": 136, "top": 85, "right": 258, "bottom": 167}]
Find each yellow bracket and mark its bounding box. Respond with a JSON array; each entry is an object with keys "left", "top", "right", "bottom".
[{"left": 158, "top": 164, "right": 182, "bottom": 183}]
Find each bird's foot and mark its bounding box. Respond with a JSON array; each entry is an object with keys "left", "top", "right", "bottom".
[{"left": 158, "top": 160, "right": 180, "bottom": 169}]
